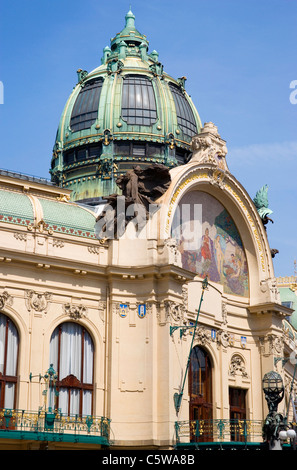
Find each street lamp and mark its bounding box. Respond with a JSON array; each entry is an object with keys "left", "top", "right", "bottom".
[
  {"left": 262, "top": 371, "right": 292, "bottom": 450},
  {"left": 262, "top": 371, "right": 284, "bottom": 413}
]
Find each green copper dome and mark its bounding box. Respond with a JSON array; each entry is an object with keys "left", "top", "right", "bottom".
[{"left": 50, "top": 10, "right": 202, "bottom": 203}]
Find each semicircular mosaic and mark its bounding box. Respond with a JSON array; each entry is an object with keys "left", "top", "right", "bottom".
[{"left": 171, "top": 191, "right": 249, "bottom": 297}]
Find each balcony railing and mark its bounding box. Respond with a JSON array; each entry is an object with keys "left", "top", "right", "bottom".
[
  {"left": 0, "top": 408, "right": 111, "bottom": 446},
  {"left": 175, "top": 419, "right": 264, "bottom": 449}
]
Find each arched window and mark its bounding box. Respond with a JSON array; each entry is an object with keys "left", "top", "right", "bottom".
[
  {"left": 70, "top": 78, "right": 103, "bottom": 132},
  {"left": 49, "top": 322, "right": 94, "bottom": 416},
  {"left": 189, "top": 346, "right": 212, "bottom": 442},
  {"left": 169, "top": 83, "right": 198, "bottom": 138},
  {"left": 121, "top": 75, "right": 157, "bottom": 126},
  {"left": 0, "top": 313, "right": 19, "bottom": 409}
]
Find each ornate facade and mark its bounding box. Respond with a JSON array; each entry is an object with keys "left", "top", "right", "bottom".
[{"left": 0, "top": 10, "right": 296, "bottom": 450}]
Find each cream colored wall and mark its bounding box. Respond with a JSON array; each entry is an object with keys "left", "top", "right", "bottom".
[{"left": 0, "top": 159, "right": 293, "bottom": 448}]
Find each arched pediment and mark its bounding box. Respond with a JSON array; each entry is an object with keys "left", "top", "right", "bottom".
[{"left": 157, "top": 161, "right": 275, "bottom": 303}]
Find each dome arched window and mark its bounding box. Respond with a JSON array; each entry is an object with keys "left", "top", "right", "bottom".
[
  {"left": 121, "top": 75, "right": 157, "bottom": 126},
  {"left": 169, "top": 83, "right": 198, "bottom": 138},
  {"left": 70, "top": 78, "right": 103, "bottom": 132},
  {"left": 49, "top": 322, "right": 94, "bottom": 416}
]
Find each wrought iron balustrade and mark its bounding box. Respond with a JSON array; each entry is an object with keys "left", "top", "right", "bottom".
[
  {"left": 0, "top": 408, "right": 111, "bottom": 446},
  {"left": 175, "top": 419, "right": 264, "bottom": 446}
]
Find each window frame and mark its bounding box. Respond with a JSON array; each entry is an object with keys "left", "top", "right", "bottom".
[
  {"left": 169, "top": 82, "right": 198, "bottom": 138},
  {"left": 189, "top": 346, "right": 213, "bottom": 442},
  {"left": 121, "top": 75, "right": 158, "bottom": 126},
  {"left": 70, "top": 78, "right": 103, "bottom": 132},
  {"left": 50, "top": 322, "right": 95, "bottom": 417},
  {"left": 0, "top": 313, "right": 19, "bottom": 410}
]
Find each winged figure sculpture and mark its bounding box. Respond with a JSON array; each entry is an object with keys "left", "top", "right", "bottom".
[{"left": 96, "top": 164, "right": 171, "bottom": 239}]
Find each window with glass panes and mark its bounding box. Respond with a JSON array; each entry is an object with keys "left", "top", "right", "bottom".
[
  {"left": 70, "top": 79, "right": 103, "bottom": 132},
  {"left": 169, "top": 83, "right": 198, "bottom": 138},
  {"left": 49, "top": 322, "right": 94, "bottom": 416},
  {"left": 0, "top": 313, "right": 19, "bottom": 410},
  {"left": 189, "top": 346, "right": 213, "bottom": 443},
  {"left": 121, "top": 75, "right": 157, "bottom": 126}
]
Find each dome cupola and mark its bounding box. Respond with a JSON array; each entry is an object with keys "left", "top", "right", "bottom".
[{"left": 50, "top": 9, "right": 202, "bottom": 204}]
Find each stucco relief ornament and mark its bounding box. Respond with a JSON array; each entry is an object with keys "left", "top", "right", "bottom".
[
  {"left": 195, "top": 326, "right": 211, "bottom": 346},
  {"left": 260, "top": 277, "right": 281, "bottom": 303},
  {"left": 164, "top": 238, "right": 180, "bottom": 264},
  {"left": 229, "top": 354, "right": 249, "bottom": 378},
  {"left": 98, "top": 300, "right": 107, "bottom": 322},
  {"left": 0, "top": 291, "right": 13, "bottom": 310},
  {"left": 156, "top": 301, "right": 170, "bottom": 326},
  {"left": 267, "top": 334, "right": 283, "bottom": 355},
  {"left": 217, "top": 329, "right": 232, "bottom": 348},
  {"left": 222, "top": 301, "right": 228, "bottom": 325},
  {"left": 190, "top": 122, "right": 228, "bottom": 171},
  {"left": 63, "top": 302, "right": 87, "bottom": 320},
  {"left": 25, "top": 290, "right": 52, "bottom": 314},
  {"left": 165, "top": 301, "right": 184, "bottom": 323}
]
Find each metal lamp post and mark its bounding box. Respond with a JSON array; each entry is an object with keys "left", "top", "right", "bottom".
[{"left": 262, "top": 371, "right": 286, "bottom": 450}]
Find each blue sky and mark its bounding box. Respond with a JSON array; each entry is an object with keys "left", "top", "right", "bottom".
[{"left": 0, "top": 0, "right": 296, "bottom": 277}]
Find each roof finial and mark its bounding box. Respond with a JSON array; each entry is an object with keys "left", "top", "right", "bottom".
[{"left": 125, "top": 7, "right": 135, "bottom": 28}]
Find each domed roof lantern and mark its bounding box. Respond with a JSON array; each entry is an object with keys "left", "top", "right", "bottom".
[{"left": 110, "top": 8, "right": 149, "bottom": 53}]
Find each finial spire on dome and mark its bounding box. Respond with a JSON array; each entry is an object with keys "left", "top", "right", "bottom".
[{"left": 125, "top": 7, "right": 135, "bottom": 28}]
